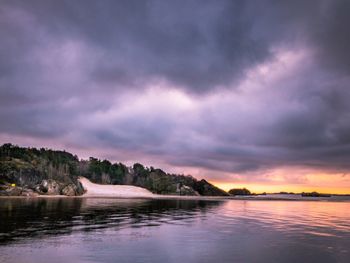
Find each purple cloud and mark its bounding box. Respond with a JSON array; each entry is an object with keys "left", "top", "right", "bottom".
[{"left": 1, "top": 0, "right": 350, "bottom": 184}]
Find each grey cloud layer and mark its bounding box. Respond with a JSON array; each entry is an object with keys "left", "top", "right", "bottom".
[{"left": 1, "top": 0, "right": 350, "bottom": 179}]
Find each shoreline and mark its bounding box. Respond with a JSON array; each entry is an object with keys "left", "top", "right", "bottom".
[
  {"left": 1, "top": 194, "right": 350, "bottom": 202},
  {"left": 2, "top": 178, "right": 349, "bottom": 202}
]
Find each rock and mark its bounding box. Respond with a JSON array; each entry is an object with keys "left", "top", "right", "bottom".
[
  {"left": 176, "top": 183, "right": 200, "bottom": 196},
  {"left": 61, "top": 184, "right": 78, "bottom": 196},
  {"left": 75, "top": 180, "right": 85, "bottom": 195},
  {"left": 0, "top": 183, "right": 39, "bottom": 196},
  {"left": 32, "top": 180, "right": 84, "bottom": 196},
  {"left": 34, "top": 184, "right": 45, "bottom": 194},
  {"left": 39, "top": 179, "right": 62, "bottom": 195},
  {"left": 182, "top": 185, "right": 200, "bottom": 196},
  {"left": 301, "top": 192, "right": 331, "bottom": 197},
  {"left": 0, "top": 185, "right": 23, "bottom": 196},
  {"left": 21, "top": 189, "right": 39, "bottom": 197}
]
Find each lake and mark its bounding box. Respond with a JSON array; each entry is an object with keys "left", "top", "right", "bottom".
[{"left": 1, "top": 198, "right": 350, "bottom": 263}]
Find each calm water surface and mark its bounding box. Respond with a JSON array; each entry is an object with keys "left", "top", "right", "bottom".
[{"left": 0, "top": 198, "right": 350, "bottom": 263}]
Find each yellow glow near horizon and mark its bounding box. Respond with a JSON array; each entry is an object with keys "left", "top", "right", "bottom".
[
  {"left": 208, "top": 168, "right": 350, "bottom": 194},
  {"left": 211, "top": 182, "right": 350, "bottom": 195}
]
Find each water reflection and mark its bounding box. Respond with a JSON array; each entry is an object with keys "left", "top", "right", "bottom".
[
  {"left": 1, "top": 199, "right": 350, "bottom": 263},
  {"left": 0, "top": 198, "right": 222, "bottom": 244},
  {"left": 219, "top": 201, "right": 350, "bottom": 237}
]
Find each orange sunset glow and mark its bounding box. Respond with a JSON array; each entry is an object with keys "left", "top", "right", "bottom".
[
  {"left": 213, "top": 182, "right": 350, "bottom": 195},
  {"left": 211, "top": 170, "right": 350, "bottom": 194}
]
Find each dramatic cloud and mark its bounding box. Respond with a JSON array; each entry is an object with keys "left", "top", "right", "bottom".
[{"left": 1, "top": 0, "right": 350, "bottom": 189}]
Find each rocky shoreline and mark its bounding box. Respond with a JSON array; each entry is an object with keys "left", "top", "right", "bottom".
[
  {"left": 0, "top": 144, "right": 229, "bottom": 197},
  {"left": 0, "top": 179, "right": 85, "bottom": 197}
]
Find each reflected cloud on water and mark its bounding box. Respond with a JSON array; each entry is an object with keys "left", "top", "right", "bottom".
[
  {"left": 219, "top": 201, "right": 350, "bottom": 237},
  {"left": 0, "top": 198, "right": 223, "bottom": 244},
  {"left": 1, "top": 199, "right": 350, "bottom": 263}
]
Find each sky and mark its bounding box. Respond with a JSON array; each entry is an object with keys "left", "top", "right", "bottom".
[{"left": 1, "top": 0, "right": 350, "bottom": 193}]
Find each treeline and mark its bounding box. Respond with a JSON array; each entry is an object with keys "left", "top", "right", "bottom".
[
  {"left": 82, "top": 157, "right": 228, "bottom": 195},
  {"left": 0, "top": 144, "right": 228, "bottom": 196}
]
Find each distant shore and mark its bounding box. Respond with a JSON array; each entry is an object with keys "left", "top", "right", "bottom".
[
  {"left": 1, "top": 193, "right": 350, "bottom": 202},
  {"left": 78, "top": 178, "right": 350, "bottom": 201},
  {"left": 2, "top": 177, "right": 349, "bottom": 201}
]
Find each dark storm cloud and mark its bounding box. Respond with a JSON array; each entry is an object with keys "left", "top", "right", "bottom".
[
  {"left": 1, "top": 0, "right": 278, "bottom": 93},
  {"left": 1, "top": 0, "right": 350, "bottom": 180},
  {"left": 1, "top": 0, "right": 348, "bottom": 93}
]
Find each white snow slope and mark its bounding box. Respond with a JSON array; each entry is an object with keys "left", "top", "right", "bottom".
[{"left": 78, "top": 177, "right": 154, "bottom": 198}]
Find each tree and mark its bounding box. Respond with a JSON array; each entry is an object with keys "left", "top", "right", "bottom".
[{"left": 228, "top": 188, "right": 251, "bottom": 196}]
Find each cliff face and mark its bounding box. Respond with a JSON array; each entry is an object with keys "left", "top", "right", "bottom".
[{"left": 0, "top": 144, "right": 228, "bottom": 196}]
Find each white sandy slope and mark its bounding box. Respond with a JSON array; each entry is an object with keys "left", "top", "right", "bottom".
[{"left": 78, "top": 177, "right": 154, "bottom": 198}]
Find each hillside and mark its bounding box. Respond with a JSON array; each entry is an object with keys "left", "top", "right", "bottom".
[{"left": 0, "top": 144, "right": 228, "bottom": 196}]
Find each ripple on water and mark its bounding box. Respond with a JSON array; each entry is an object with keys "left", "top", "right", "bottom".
[{"left": 1, "top": 199, "right": 350, "bottom": 263}]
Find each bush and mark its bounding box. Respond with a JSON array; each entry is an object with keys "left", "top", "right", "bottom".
[{"left": 228, "top": 188, "right": 251, "bottom": 196}]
